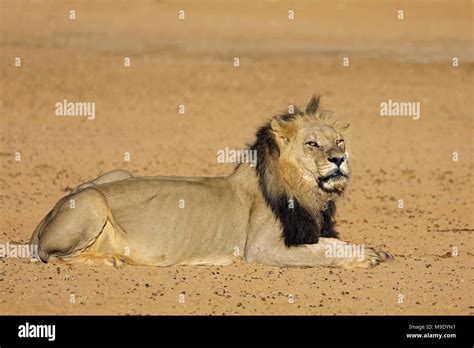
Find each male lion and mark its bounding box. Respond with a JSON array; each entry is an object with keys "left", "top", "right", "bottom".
[{"left": 30, "top": 96, "right": 393, "bottom": 268}]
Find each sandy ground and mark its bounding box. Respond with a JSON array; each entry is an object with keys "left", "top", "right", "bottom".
[{"left": 0, "top": 0, "right": 473, "bottom": 315}]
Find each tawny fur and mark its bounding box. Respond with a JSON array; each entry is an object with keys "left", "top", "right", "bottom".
[{"left": 30, "top": 96, "right": 393, "bottom": 268}]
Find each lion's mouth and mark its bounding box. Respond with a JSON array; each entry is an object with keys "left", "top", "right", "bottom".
[{"left": 321, "top": 170, "right": 347, "bottom": 182}]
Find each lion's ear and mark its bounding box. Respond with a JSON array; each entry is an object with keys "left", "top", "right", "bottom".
[{"left": 271, "top": 118, "right": 298, "bottom": 147}]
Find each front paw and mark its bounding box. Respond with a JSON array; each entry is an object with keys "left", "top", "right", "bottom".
[{"left": 347, "top": 247, "right": 394, "bottom": 269}]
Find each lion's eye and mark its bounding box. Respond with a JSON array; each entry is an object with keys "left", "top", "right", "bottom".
[
  {"left": 306, "top": 141, "right": 320, "bottom": 148},
  {"left": 336, "top": 139, "right": 344, "bottom": 146}
]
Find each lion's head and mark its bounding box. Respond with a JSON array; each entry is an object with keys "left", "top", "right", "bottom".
[
  {"left": 250, "top": 96, "right": 350, "bottom": 246},
  {"left": 270, "top": 96, "right": 350, "bottom": 194}
]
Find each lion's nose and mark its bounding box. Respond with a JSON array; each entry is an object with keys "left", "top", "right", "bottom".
[{"left": 328, "top": 155, "right": 345, "bottom": 167}]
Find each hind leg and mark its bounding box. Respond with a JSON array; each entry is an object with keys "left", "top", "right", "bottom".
[
  {"left": 34, "top": 189, "right": 112, "bottom": 263},
  {"left": 71, "top": 169, "right": 133, "bottom": 194},
  {"left": 56, "top": 252, "right": 127, "bottom": 267}
]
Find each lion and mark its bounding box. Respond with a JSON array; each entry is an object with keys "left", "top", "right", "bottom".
[{"left": 30, "top": 96, "right": 393, "bottom": 268}]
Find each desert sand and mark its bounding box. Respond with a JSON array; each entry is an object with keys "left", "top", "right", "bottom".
[{"left": 0, "top": 0, "right": 472, "bottom": 315}]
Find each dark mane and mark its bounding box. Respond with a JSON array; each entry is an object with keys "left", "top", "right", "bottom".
[
  {"left": 249, "top": 99, "right": 338, "bottom": 247},
  {"left": 305, "top": 95, "right": 320, "bottom": 115}
]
